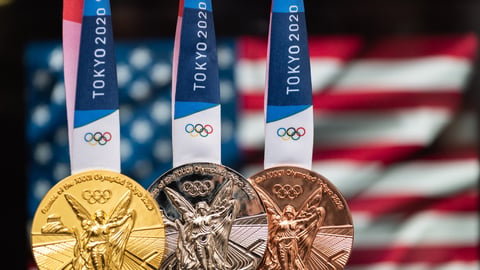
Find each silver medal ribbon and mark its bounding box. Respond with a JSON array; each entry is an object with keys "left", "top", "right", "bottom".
[{"left": 171, "top": 0, "right": 221, "bottom": 166}]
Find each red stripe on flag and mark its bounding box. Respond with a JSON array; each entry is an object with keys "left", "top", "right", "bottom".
[
  {"left": 349, "top": 245, "right": 479, "bottom": 265},
  {"left": 349, "top": 191, "right": 479, "bottom": 217},
  {"left": 416, "top": 148, "right": 478, "bottom": 161},
  {"left": 307, "top": 36, "right": 363, "bottom": 59},
  {"left": 360, "top": 34, "right": 478, "bottom": 59},
  {"left": 241, "top": 144, "right": 423, "bottom": 165},
  {"left": 237, "top": 34, "right": 477, "bottom": 60},
  {"left": 237, "top": 36, "right": 364, "bottom": 60},
  {"left": 240, "top": 91, "right": 462, "bottom": 111},
  {"left": 313, "top": 90, "right": 462, "bottom": 111},
  {"left": 237, "top": 36, "right": 268, "bottom": 60},
  {"left": 312, "top": 145, "right": 478, "bottom": 165},
  {"left": 312, "top": 144, "right": 423, "bottom": 165},
  {"left": 63, "top": 0, "right": 83, "bottom": 23}
]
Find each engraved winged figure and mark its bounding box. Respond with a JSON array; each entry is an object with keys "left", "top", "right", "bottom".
[
  {"left": 64, "top": 191, "right": 136, "bottom": 270},
  {"left": 256, "top": 186, "right": 326, "bottom": 270},
  {"left": 164, "top": 179, "right": 239, "bottom": 270}
]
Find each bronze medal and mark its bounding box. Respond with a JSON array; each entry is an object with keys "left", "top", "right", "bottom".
[
  {"left": 31, "top": 170, "right": 166, "bottom": 270},
  {"left": 148, "top": 162, "right": 269, "bottom": 270},
  {"left": 249, "top": 165, "right": 353, "bottom": 270}
]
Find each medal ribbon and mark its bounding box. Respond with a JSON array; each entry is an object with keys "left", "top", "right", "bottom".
[
  {"left": 264, "top": 0, "right": 314, "bottom": 170},
  {"left": 63, "top": 0, "right": 121, "bottom": 174},
  {"left": 171, "top": 0, "right": 221, "bottom": 167}
]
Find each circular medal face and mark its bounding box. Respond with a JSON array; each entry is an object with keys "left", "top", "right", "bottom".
[
  {"left": 148, "top": 162, "right": 268, "bottom": 270},
  {"left": 249, "top": 166, "right": 354, "bottom": 270},
  {"left": 31, "top": 170, "right": 166, "bottom": 270}
]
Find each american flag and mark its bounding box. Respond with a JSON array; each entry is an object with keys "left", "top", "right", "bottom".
[{"left": 26, "top": 34, "right": 478, "bottom": 269}]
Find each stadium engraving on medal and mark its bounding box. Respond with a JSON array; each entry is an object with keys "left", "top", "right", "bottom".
[
  {"left": 249, "top": 166, "right": 354, "bottom": 270},
  {"left": 148, "top": 162, "right": 268, "bottom": 270},
  {"left": 31, "top": 170, "right": 166, "bottom": 270}
]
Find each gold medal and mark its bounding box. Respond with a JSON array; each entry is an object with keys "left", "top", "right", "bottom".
[
  {"left": 31, "top": 170, "right": 166, "bottom": 270},
  {"left": 249, "top": 165, "right": 354, "bottom": 270}
]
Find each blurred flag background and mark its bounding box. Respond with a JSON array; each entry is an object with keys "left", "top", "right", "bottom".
[
  {"left": 3, "top": 0, "right": 478, "bottom": 269},
  {"left": 25, "top": 33, "right": 478, "bottom": 270}
]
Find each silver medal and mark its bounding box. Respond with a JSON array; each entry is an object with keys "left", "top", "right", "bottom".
[{"left": 148, "top": 162, "right": 268, "bottom": 270}]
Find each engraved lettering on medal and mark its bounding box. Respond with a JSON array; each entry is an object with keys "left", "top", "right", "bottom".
[
  {"left": 320, "top": 183, "right": 345, "bottom": 210},
  {"left": 286, "top": 5, "right": 301, "bottom": 95},
  {"left": 40, "top": 173, "right": 155, "bottom": 212},
  {"left": 174, "top": 165, "right": 194, "bottom": 177},
  {"left": 193, "top": 2, "right": 209, "bottom": 92},
  {"left": 164, "top": 179, "right": 239, "bottom": 270},
  {"left": 41, "top": 195, "right": 58, "bottom": 214},
  {"left": 74, "top": 174, "right": 94, "bottom": 184},
  {"left": 254, "top": 169, "right": 285, "bottom": 183},
  {"left": 125, "top": 179, "right": 156, "bottom": 211},
  {"left": 285, "top": 168, "right": 318, "bottom": 183}
]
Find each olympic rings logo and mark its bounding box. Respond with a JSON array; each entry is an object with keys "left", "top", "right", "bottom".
[
  {"left": 185, "top": 123, "right": 214, "bottom": 137},
  {"left": 272, "top": 184, "right": 303, "bottom": 200},
  {"left": 277, "top": 127, "right": 306, "bottom": 141},
  {"left": 181, "top": 180, "right": 214, "bottom": 197},
  {"left": 82, "top": 189, "right": 112, "bottom": 204},
  {"left": 84, "top": 132, "right": 112, "bottom": 146}
]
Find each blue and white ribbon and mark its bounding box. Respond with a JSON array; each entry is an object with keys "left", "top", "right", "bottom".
[
  {"left": 171, "top": 0, "right": 221, "bottom": 167},
  {"left": 264, "top": 0, "right": 314, "bottom": 169},
  {"left": 67, "top": 0, "right": 121, "bottom": 173}
]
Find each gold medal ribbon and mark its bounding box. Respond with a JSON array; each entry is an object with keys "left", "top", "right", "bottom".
[
  {"left": 170, "top": 0, "right": 221, "bottom": 167},
  {"left": 64, "top": 0, "right": 121, "bottom": 173}
]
